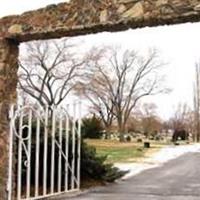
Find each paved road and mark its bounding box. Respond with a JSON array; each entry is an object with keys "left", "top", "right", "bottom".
[{"left": 70, "top": 152, "right": 200, "bottom": 200}]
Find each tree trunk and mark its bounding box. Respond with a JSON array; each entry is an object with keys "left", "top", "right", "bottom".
[
  {"left": 194, "top": 63, "right": 200, "bottom": 143},
  {"left": 118, "top": 117, "right": 126, "bottom": 142}
]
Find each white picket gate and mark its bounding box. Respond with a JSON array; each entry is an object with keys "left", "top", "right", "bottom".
[{"left": 7, "top": 103, "right": 81, "bottom": 200}]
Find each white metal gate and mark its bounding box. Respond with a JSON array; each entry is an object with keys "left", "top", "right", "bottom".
[{"left": 7, "top": 103, "right": 81, "bottom": 200}]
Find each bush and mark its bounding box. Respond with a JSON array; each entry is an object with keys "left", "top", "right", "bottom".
[
  {"left": 82, "top": 115, "right": 104, "bottom": 139},
  {"left": 172, "top": 129, "right": 189, "bottom": 142},
  {"left": 137, "top": 138, "right": 143, "bottom": 143},
  {"left": 81, "top": 140, "right": 127, "bottom": 182}
]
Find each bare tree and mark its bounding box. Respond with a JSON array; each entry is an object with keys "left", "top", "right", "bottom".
[
  {"left": 169, "top": 103, "right": 191, "bottom": 131},
  {"left": 125, "top": 107, "right": 142, "bottom": 133},
  {"left": 18, "top": 39, "right": 84, "bottom": 108},
  {"left": 84, "top": 91, "right": 114, "bottom": 132},
  {"left": 77, "top": 47, "right": 168, "bottom": 141},
  {"left": 140, "top": 103, "right": 162, "bottom": 137}
]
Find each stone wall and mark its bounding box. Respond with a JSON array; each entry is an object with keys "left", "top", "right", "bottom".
[
  {"left": 0, "top": 0, "right": 200, "bottom": 42},
  {"left": 0, "top": 39, "right": 18, "bottom": 199}
]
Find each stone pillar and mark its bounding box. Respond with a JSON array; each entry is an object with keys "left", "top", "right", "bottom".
[{"left": 0, "top": 38, "right": 19, "bottom": 199}]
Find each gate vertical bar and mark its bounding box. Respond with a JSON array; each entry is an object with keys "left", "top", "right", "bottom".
[
  {"left": 26, "top": 109, "right": 32, "bottom": 198},
  {"left": 58, "top": 117, "right": 63, "bottom": 192},
  {"left": 50, "top": 107, "right": 56, "bottom": 194},
  {"left": 17, "top": 106, "right": 23, "bottom": 200},
  {"left": 43, "top": 106, "right": 48, "bottom": 195},
  {"left": 7, "top": 105, "right": 15, "bottom": 200},
  {"left": 65, "top": 112, "right": 69, "bottom": 191},
  {"left": 77, "top": 101, "right": 81, "bottom": 189},
  {"left": 35, "top": 110, "right": 41, "bottom": 197},
  {"left": 71, "top": 103, "right": 76, "bottom": 189}
]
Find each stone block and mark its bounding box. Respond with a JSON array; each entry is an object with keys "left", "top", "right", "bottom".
[
  {"left": 100, "top": 10, "right": 108, "bottom": 23},
  {"left": 8, "top": 24, "right": 23, "bottom": 34},
  {"left": 122, "top": 2, "right": 144, "bottom": 19}
]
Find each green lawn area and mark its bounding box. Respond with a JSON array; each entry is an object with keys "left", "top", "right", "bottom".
[{"left": 85, "top": 139, "right": 167, "bottom": 163}]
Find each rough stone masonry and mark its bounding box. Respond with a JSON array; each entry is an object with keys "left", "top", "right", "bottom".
[
  {"left": 1, "top": 0, "right": 200, "bottom": 198},
  {"left": 1, "top": 0, "right": 200, "bottom": 42}
]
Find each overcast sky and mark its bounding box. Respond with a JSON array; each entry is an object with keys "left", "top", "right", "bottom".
[{"left": 1, "top": 0, "right": 200, "bottom": 120}]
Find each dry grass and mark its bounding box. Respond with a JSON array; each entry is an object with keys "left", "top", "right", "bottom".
[{"left": 85, "top": 139, "right": 167, "bottom": 163}]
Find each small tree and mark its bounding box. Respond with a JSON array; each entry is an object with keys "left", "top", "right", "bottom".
[
  {"left": 169, "top": 103, "right": 191, "bottom": 131},
  {"left": 82, "top": 115, "right": 104, "bottom": 139},
  {"left": 140, "top": 103, "right": 162, "bottom": 138}
]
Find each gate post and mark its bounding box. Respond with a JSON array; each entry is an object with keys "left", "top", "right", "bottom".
[{"left": 0, "top": 38, "right": 19, "bottom": 199}]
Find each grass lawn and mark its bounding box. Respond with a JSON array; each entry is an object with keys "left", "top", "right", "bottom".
[{"left": 85, "top": 139, "right": 167, "bottom": 163}]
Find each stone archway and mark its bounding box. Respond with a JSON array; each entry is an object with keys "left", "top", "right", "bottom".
[{"left": 1, "top": 0, "right": 200, "bottom": 198}]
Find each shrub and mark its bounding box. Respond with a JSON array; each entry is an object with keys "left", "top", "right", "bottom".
[
  {"left": 137, "top": 138, "right": 143, "bottom": 143},
  {"left": 172, "top": 129, "right": 189, "bottom": 142},
  {"left": 82, "top": 115, "right": 104, "bottom": 139},
  {"left": 81, "top": 140, "right": 127, "bottom": 182}
]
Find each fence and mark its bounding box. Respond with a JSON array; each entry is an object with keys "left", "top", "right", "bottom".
[{"left": 7, "top": 103, "right": 81, "bottom": 200}]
